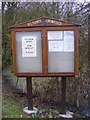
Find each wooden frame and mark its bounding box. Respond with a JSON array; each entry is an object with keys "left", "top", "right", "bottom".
[{"left": 11, "top": 17, "right": 80, "bottom": 77}]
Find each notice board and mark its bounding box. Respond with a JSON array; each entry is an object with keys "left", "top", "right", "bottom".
[{"left": 11, "top": 17, "right": 80, "bottom": 77}]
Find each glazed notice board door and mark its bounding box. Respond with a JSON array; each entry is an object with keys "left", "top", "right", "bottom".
[
  {"left": 47, "top": 30, "right": 74, "bottom": 74},
  {"left": 13, "top": 30, "right": 44, "bottom": 76},
  {"left": 16, "top": 31, "right": 42, "bottom": 72},
  {"left": 12, "top": 27, "right": 78, "bottom": 77},
  {"left": 45, "top": 27, "right": 78, "bottom": 77}
]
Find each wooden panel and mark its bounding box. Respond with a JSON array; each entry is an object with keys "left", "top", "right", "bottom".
[
  {"left": 16, "top": 72, "right": 74, "bottom": 77},
  {"left": 45, "top": 29, "right": 48, "bottom": 75},
  {"left": 10, "top": 17, "right": 81, "bottom": 28},
  {"left": 12, "top": 27, "right": 42, "bottom": 32},
  {"left": 41, "top": 28, "right": 46, "bottom": 75},
  {"left": 12, "top": 30, "right": 17, "bottom": 74},
  {"left": 74, "top": 27, "right": 78, "bottom": 75},
  {"left": 45, "top": 26, "right": 76, "bottom": 30}
]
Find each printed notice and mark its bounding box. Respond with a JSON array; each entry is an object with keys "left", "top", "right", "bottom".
[
  {"left": 22, "top": 36, "right": 36, "bottom": 57},
  {"left": 48, "top": 31, "right": 63, "bottom": 40},
  {"left": 64, "top": 31, "right": 74, "bottom": 52},
  {"left": 48, "top": 41, "right": 63, "bottom": 52}
]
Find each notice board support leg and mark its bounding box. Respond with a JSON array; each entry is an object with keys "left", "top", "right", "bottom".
[
  {"left": 26, "top": 76, "right": 33, "bottom": 110},
  {"left": 61, "top": 76, "right": 66, "bottom": 114}
]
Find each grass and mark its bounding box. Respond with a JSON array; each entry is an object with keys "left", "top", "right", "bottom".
[
  {"left": 2, "top": 79, "right": 30, "bottom": 118},
  {"left": 2, "top": 94, "right": 60, "bottom": 118},
  {"left": 2, "top": 93, "right": 60, "bottom": 118},
  {"left": 2, "top": 76, "right": 60, "bottom": 118},
  {"left": 2, "top": 96, "right": 29, "bottom": 118}
]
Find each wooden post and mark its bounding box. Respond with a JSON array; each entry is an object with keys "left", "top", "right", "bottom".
[
  {"left": 26, "top": 76, "right": 33, "bottom": 110},
  {"left": 61, "top": 77, "right": 66, "bottom": 114}
]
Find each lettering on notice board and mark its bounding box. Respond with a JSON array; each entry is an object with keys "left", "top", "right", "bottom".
[
  {"left": 64, "top": 31, "right": 74, "bottom": 52},
  {"left": 48, "top": 31, "right": 74, "bottom": 52},
  {"left": 48, "top": 41, "right": 63, "bottom": 52},
  {"left": 22, "top": 36, "right": 36, "bottom": 57}
]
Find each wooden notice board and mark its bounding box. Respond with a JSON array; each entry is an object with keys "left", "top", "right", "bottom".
[{"left": 11, "top": 17, "right": 80, "bottom": 77}]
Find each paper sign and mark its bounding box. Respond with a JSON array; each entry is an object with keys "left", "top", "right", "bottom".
[
  {"left": 48, "top": 31, "right": 63, "bottom": 40},
  {"left": 22, "top": 36, "right": 36, "bottom": 57},
  {"left": 64, "top": 31, "right": 74, "bottom": 52},
  {"left": 48, "top": 41, "right": 63, "bottom": 52}
]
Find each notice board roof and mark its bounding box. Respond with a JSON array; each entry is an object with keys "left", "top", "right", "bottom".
[{"left": 10, "top": 16, "right": 81, "bottom": 28}]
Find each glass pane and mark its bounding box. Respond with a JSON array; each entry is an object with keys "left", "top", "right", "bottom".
[
  {"left": 15, "top": 31, "right": 42, "bottom": 73},
  {"left": 48, "top": 30, "right": 74, "bottom": 72}
]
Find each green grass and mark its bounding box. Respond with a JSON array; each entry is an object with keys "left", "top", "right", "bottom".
[
  {"left": 2, "top": 96, "right": 30, "bottom": 118},
  {"left": 2, "top": 77, "right": 31, "bottom": 118},
  {"left": 2, "top": 94, "right": 60, "bottom": 118},
  {"left": 2, "top": 76, "right": 60, "bottom": 118},
  {"left": 2, "top": 95, "right": 60, "bottom": 118}
]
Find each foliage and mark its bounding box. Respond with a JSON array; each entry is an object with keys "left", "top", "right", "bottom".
[{"left": 2, "top": 2, "right": 18, "bottom": 68}]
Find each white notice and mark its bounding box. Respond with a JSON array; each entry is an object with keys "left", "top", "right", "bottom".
[
  {"left": 48, "top": 41, "right": 63, "bottom": 52},
  {"left": 48, "top": 31, "right": 63, "bottom": 40},
  {"left": 64, "top": 31, "right": 74, "bottom": 52},
  {"left": 22, "top": 36, "right": 36, "bottom": 57}
]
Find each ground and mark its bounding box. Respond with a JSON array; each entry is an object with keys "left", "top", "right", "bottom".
[
  {"left": 2, "top": 75, "right": 61, "bottom": 119},
  {"left": 2, "top": 75, "right": 87, "bottom": 119}
]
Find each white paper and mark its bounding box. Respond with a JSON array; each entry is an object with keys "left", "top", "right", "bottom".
[
  {"left": 64, "top": 31, "right": 74, "bottom": 52},
  {"left": 22, "top": 36, "right": 36, "bottom": 57},
  {"left": 48, "top": 31, "right": 63, "bottom": 40},
  {"left": 48, "top": 41, "right": 63, "bottom": 52}
]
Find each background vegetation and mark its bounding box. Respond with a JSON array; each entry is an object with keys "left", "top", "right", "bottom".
[{"left": 2, "top": 1, "right": 90, "bottom": 112}]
